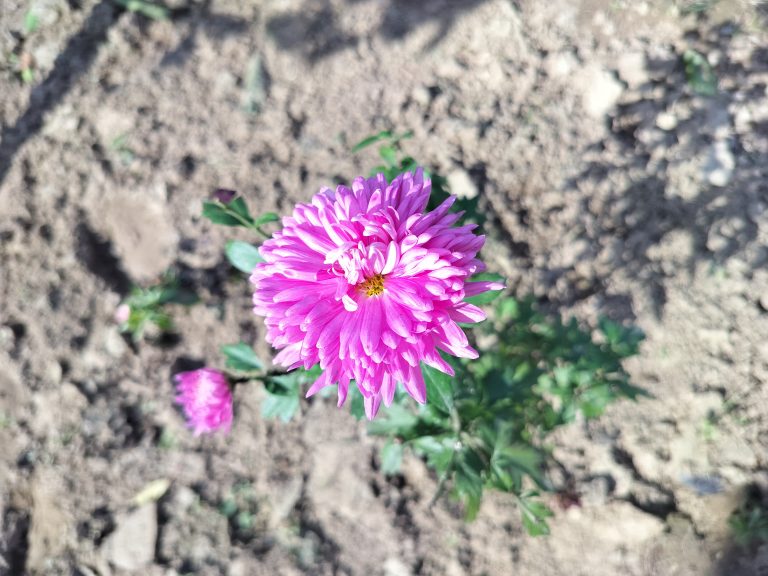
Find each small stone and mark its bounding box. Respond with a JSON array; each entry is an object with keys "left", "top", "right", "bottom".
[
  {"left": 27, "top": 471, "right": 69, "bottom": 571},
  {"left": 545, "top": 52, "right": 577, "bottom": 78},
  {"left": 411, "top": 86, "right": 431, "bottom": 107},
  {"left": 656, "top": 111, "right": 678, "bottom": 131},
  {"left": 31, "top": 41, "right": 58, "bottom": 70},
  {"left": 104, "top": 327, "right": 127, "bottom": 358},
  {"left": 384, "top": 557, "right": 411, "bottom": 576},
  {"left": 616, "top": 52, "right": 647, "bottom": 88},
  {"left": 446, "top": 168, "right": 478, "bottom": 199},
  {"left": 102, "top": 504, "right": 157, "bottom": 571},
  {"left": 579, "top": 65, "right": 623, "bottom": 118},
  {"left": 703, "top": 140, "right": 735, "bottom": 187}
]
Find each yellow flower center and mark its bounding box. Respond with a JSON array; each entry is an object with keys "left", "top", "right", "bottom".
[{"left": 360, "top": 273, "right": 385, "bottom": 297}]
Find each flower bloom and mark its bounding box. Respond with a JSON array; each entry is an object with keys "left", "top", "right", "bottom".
[
  {"left": 174, "top": 368, "right": 233, "bottom": 435},
  {"left": 251, "top": 170, "right": 502, "bottom": 419}
]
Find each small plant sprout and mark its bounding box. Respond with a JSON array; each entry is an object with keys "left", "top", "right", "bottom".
[
  {"left": 730, "top": 496, "right": 768, "bottom": 548},
  {"left": 110, "top": 132, "right": 135, "bottom": 166},
  {"left": 683, "top": 49, "right": 717, "bottom": 96},
  {"left": 116, "top": 273, "right": 195, "bottom": 342},
  {"left": 23, "top": 10, "right": 40, "bottom": 36},
  {"left": 113, "top": 0, "right": 170, "bottom": 21}
]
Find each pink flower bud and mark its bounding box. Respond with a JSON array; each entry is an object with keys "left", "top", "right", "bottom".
[
  {"left": 213, "top": 188, "right": 237, "bottom": 204},
  {"left": 114, "top": 303, "right": 131, "bottom": 324},
  {"left": 174, "top": 368, "right": 233, "bottom": 435}
]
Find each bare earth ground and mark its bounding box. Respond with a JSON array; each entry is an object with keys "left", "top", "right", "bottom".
[{"left": 2, "top": 0, "right": 768, "bottom": 574}]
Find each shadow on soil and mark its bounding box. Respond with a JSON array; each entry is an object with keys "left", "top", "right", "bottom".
[
  {"left": 0, "top": 1, "right": 118, "bottom": 190},
  {"left": 266, "top": 0, "right": 495, "bottom": 61},
  {"left": 563, "top": 21, "right": 768, "bottom": 321}
]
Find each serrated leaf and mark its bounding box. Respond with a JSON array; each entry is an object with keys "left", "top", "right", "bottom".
[
  {"left": 261, "top": 392, "right": 299, "bottom": 422},
  {"left": 221, "top": 343, "right": 264, "bottom": 373},
  {"left": 492, "top": 445, "right": 546, "bottom": 490},
  {"left": 422, "top": 364, "right": 455, "bottom": 414},
  {"left": 225, "top": 241, "right": 264, "bottom": 273},
  {"left": 380, "top": 440, "right": 403, "bottom": 475},
  {"left": 454, "top": 461, "right": 483, "bottom": 521},
  {"left": 412, "top": 436, "right": 455, "bottom": 474},
  {"left": 518, "top": 491, "right": 553, "bottom": 536}
]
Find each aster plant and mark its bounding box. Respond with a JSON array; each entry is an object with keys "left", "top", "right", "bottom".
[{"left": 177, "top": 135, "right": 644, "bottom": 534}]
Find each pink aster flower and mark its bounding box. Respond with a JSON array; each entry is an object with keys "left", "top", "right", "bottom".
[
  {"left": 174, "top": 368, "right": 233, "bottom": 435},
  {"left": 251, "top": 169, "right": 502, "bottom": 419}
]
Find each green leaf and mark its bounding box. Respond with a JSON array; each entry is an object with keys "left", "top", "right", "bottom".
[
  {"left": 221, "top": 343, "right": 264, "bottom": 373},
  {"left": 349, "top": 390, "right": 366, "bottom": 420},
  {"left": 117, "top": 0, "right": 169, "bottom": 20},
  {"left": 454, "top": 459, "right": 484, "bottom": 521},
  {"left": 492, "top": 445, "right": 546, "bottom": 490},
  {"left": 225, "top": 241, "right": 264, "bottom": 273},
  {"left": 368, "top": 403, "right": 419, "bottom": 436},
  {"left": 412, "top": 436, "right": 455, "bottom": 474},
  {"left": 261, "top": 392, "right": 299, "bottom": 422},
  {"left": 228, "top": 197, "right": 254, "bottom": 224},
  {"left": 422, "top": 364, "right": 455, "bottom": 414},
  {"left": 253, "top": 212, "right": 280, "bottom": 227},
  {"left": 202, "top": 202, "right": 242, "bottom": 226},
  {"left": 379, "top": 146, "right": 397, "bottom": 167},
  {"left": 518, "top": 491, "right": 553, "bottom": 536},
  {"left": 683, "top": 49, "right": 717, "bottom": 96},
  {"left": 380, "top": 440, "right": 403, "bottom": 475},
  {"left": 23, "top": 11, "right": 39, "bottom": 35},
  {"left": 351, "top": 130, "right": 393, "bottom": 153}
]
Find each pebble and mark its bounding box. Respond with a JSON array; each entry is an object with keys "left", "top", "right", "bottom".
[
  {"left": 703, "top": 140, "right": 735, "bottom": 187},
  {"left": 102, "top": 504, "right": 157, "bottom": 571},
  {"left": 446, "top": 168, "right": 478, "bottom": 199},
  {"left": 579, "top": 65, "right": 623, "bottom": 118},
  {"left": 616, "top": 52, "right": 648, "bottom": 88},
  {"left": 656, "top": 111, "right": 678, "bottom": 131}
]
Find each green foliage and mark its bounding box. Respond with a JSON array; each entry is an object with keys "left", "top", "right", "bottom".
[
  {"left": 9, "top": 53, "right": 35, "bottom": 84},
  {"left": 352, "top": 130, "right": 416, "bottom": 181},
  {"left": 202, "top": 194, "right": 278, "bottom": 239},
  {"left": 730, "top": 499, "right": 768, "bottom": 548},
  {"left": 367, "top": 296, "right": 644, "bottom": 534},
  {"left": 683, "top": 49, "right": 717, "bottom": 96},
  {"left": 110, "top": 132, "right": 135, "bottom": 166},
  {"left": 118, "top": 274, "right": 196, "bottom": 342},
  {"left": 225, "top": 241, "right": 264, "bottom": 273},
  {"left": 218, "top": 481, "right": 262, "bottom": 539},
  {"left": 261, "top": 366, "right": 321, "bottom": 422},
  {"left": 352, "top": 130, "right": 486, "bottom": 228},
  {"left": 222, "top": 343, "right": 264, "bottom": 373},
  {"left": 23, "top": 11, "right": 40, "bottom": 35},
  {"left": 679, "top": 0, "right": 719, "bottom": 14},
  {"left": 242, "top": 54, "right": 267, "bottom": 115},
  {"left": 114, "top": 0, "right": 169, "bottom": 20}
]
